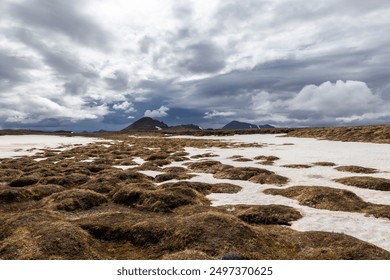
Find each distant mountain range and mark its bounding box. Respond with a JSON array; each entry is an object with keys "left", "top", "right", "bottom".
[
  {"left": 222, "top": 121, "right": 274, "bottom": 130},
  {"left": 122, "top": 117, "right": 274, "bottom": 131}
]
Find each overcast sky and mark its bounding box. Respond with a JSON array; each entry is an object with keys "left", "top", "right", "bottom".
[{"left": 1, "top": 0, "right": 390, "bottom": 131}]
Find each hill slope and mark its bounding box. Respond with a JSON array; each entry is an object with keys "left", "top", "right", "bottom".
[
  {"left": 122, "top": 117, "right": 169, "bottom": 131},
  {"left": 222, "top": 121, "right": 274, "bottom": 130}
]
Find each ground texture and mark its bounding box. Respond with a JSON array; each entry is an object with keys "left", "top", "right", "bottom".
[{"left": 1, "top": 127, "right": 390, "bottom": 259}]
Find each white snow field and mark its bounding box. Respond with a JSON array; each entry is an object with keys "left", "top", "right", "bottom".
[
  {"left": 0, "top": 135, "right": 102, "bottom": 159},
  {"left": 169, "top": 134, "right": 390, "bottom": 251}
]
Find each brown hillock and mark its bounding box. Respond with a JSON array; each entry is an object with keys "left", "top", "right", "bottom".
[
  {"left": 264, "top": 186, "right": 390, "bottom": 219},
  {"left": 39, "top": 174, "right": 89, "bottom": 188},
  {"left": 43, "top": 189, "right": 108, "bottom": 211},
  {"left": 9, "top": 176, "right": 39, "bottom": 187},
  {"left": 112, "top": 184, "right": 207, "bottom": 212},
  {"left": 335, "top": 166, "right": 378, "bottom": 174},
  {"left": 0, "top": 210, "right": 103, "bottom": 259},
  {"left": 312, "top": 162, "right": 336, "bottom": 166},
  {"left": 218, "top": 204, "right": 302, "bottom": 226},
  {"left": 334, "top": 176, "right": 390, "bottom": 191},
  {"left": 264, "top": 186, "right": 367, "bottom": 211}
]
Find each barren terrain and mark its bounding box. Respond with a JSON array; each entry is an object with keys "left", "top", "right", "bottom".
[{"left": 1, "top": 126, "right": 390, "bottom": 259}]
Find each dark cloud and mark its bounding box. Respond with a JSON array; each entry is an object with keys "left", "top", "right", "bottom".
[
  {"left": 6, "top": 0, "right": 111, "bottom": 50},
  {"left": 177, "top": 41, "right": 226, "bottom": 74},
  {"left": 0, "top": 50, "right": 36, "bottom": 88},
  {"left": 10, "top": 28, "right": 99, "bottom": 78},
  {"left": 104, "top": 70, "right": 129, "bottom": 91},
  {"left": 1, "top": 0, "right": 390, "bottom": 130},
  {"left": 139, "top": 36, "right": 155, "bottom": 54}
]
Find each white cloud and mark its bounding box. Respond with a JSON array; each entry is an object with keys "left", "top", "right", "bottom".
[
  {"left": 112, "top": 101, "right": 136, "bottom": 112},
  {"left": 0, "top": 90, "right": 108, "bottom": 124},
  {"left": 289, "top": 80, "right": 382, "bottom": 117},
  {"left": 204, "top": 110, "right": 236, "bottom": 119},
  {"left": 144, "top": 105, "right": 170, "bottom": 118}
]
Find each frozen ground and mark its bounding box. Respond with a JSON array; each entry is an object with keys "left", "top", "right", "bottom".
[
  {"left": 169, "top": 134, "right": 390, "bottom": 251},
  {"left": 0, "top": 135, "right": 102, "bottom": 159},
  {"left": 1, "top": 133, "right": 389, "bottom": 252}
]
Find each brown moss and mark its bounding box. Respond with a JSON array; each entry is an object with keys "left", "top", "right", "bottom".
[
  {"left": 286, "top": 125, "right": 390, "bottom": 144},
  {"left": 312, "top": 162, "right": 336, "bottom": 166},
  {"left": 249, "top": 174, "right": 289, "bottom": 185},
  {"left": 43, "top": 189, "right": 108, "bottom": 211},
  {"left": 191, "top": 153, "right": 218, "bottom": 159},
  {"left": 214, "top": 166, "right": 273, "bottom": 180},
  {"left": 282, "top": 164, "right": 312, "bottom": 169},
  {"left": 185, "top": 160, "right": 231, "bottom": 174},
  {"left": 264, "top": 186, "right": 390, "bottom": 220},
  {"left": 254, "top": 155, "right": 280, "bottom": 161},
  {"left": 154, "top": 172, "right": 195, "bottom": 183},
  {"left": 211, "top": 183, "right": 242, "bottom": 194},
  {"left": 0, "top": 169, "right": 23, "bottom": 182},
  {"left": 264, "top": 186, "right": 367, "bottom": 211},
  {"left": 335, "top": 166, "right": 378, "bottom": 174},
  {"left": 232, "top": 158, "right": 253, "bottom": 162},
  {"left": 162, "top": 250, "right": 214, "bottom": 260},
  {"left": 164, "top": 212, "right": 267, "bottom": 257},
  {"left": 9, "top": 176, "right": 39, "bottom": 187},
  {"left": 0, "top": 188, "right": 28, "bottom": 203},
  {"left": 334, "top": 176, "right": 390, "bottom": 191},
  {"left": 23, "top": 184, "right": 64, "bottom": 200},
  {"left": 0, "top": 210, "right": 103, "bottom": 259},
  {"left": 82, "top": 220, "right": 171, "bottom": 247},
  {"left": 39, "top": 173, "right": 90, "bottom": 188},
  {"left": 159, "top": 181, "right": 241, "bottom": 195},
  {"left": 112, "top": 184, "right": 206, "bottom": 212},
  {"left": 145, "top": 152, "right": 170, "bottom": 161},
  {"left": 219, "top": 204, "right": 302, "bottom": 225},
  {"left": 162, "top": 167, "right": 188, "bottom": 173}
]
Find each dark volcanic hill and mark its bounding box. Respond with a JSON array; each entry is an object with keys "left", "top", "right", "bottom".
[
  {"left": 122, "top": 117, "right": 169, "bottom": 131},
  {"left": 222, "top": 120, "right": 274, "bottom": 130}
]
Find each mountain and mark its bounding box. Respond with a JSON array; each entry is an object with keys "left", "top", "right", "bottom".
[
  {"left": 222, "top": 121, "right": 274, "bottom": 130},
  {"left": 122, "top": 117, "right": 169, "bottom": 131}
]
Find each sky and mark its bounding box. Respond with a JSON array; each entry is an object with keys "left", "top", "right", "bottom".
[{"left": 1, "top": 0, "right": 390, "bottom": 131}]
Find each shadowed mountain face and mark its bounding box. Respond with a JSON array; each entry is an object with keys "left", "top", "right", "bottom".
[
  {"left": 122, "top": 117, "right": 201, "bottom": 131},
  {"left": 222, "top": 121, "right": 274, "bottom": 130},
  {"left": 122, "top": 117, "right": 169, "bottom": 131}
]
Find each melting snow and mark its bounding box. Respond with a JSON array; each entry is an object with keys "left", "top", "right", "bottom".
[{"left": 169, "top": 134, "right": 390, "bottom": 251}]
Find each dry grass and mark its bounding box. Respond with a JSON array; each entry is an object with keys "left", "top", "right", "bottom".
[
  {"left": 43, "top": 189, "right": 108, "bottom": 211},
  {"left": 0, "top": 210, "right": 103, "bottom": 259},
  {"left": 218, "top": 204, "right": 302, "bottom": 226},
  {"left": 264, "top": 186, "right": 367, "bottom": 211},
  {"left": 335, "top": 166, "right": 378, "bottom": 174},
  {"left": 312, "top": 162, "right": 336, "bottom": 166},
  {"left": 191, "top": 153, "right": 218, "bottom": 159},
  {"left": 186, "top": 162, "right": 289, "bottom": 185},
  {"left": 334, "top": 176, "right": 390, "bottom": 191},
  {"left": 112, "top": 184, "right": 208, "bottom": 212},
  {"left": 154, "top": 172, "right": 195, "bottom": 183},
  {"left": 9, "top": 176, "right": 39, "bottom": 187},
  {"left": 286, "top": 125, "right": 390, "bottom": 144},
  {"left": 1, "top": 131, "right": 390, "bottom": 259},
  {"left": 282, "top": 164, "right": 312, "bottom": 169},
  {"left": 264, "top": 186, "right": 390, "bottom": 219}
]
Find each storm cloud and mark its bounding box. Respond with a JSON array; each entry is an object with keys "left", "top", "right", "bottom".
[{"left": 1, "top": 0, "right": 390, "bottom": 130}]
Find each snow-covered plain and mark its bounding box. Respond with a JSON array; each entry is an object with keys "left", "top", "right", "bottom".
[
  {"left": 169, "top": 134, "right": 390, "bottom": 251},
  {"left": 0, "top": 135, "right": 102, "bottom": 158}
]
